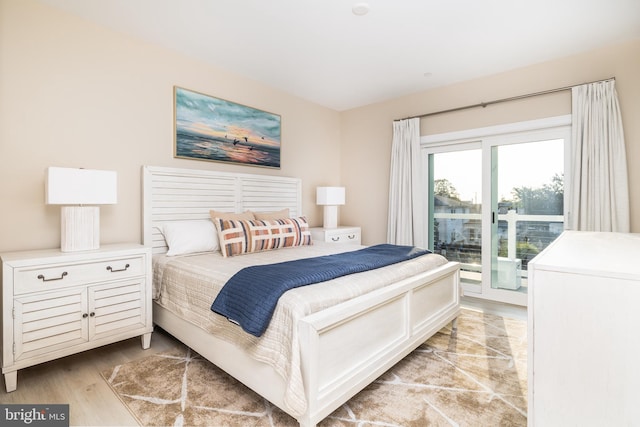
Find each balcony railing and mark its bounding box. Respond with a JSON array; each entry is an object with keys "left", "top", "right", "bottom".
[
  {"left": 497, "top": 210, "right": 564, "bottom": 261},
  {"left": 433, "top": 210, "right": 564, "bottom": 288}
]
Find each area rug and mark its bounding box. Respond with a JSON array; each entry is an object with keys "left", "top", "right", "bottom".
[{"left": 102, "top": 309, "right": 527, "bottom": 426}]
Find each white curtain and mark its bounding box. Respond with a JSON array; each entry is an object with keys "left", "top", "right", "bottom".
[
  {"left": 569, "top": 80, "right": 630, "bottom": 232},
  {"left": 387, "top": 118, "right": 424, "bottom": 246}
]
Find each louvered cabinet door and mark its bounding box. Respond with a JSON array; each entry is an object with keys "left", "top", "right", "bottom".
[
  {"left": 13, "top": 287, "right": 89, "bottom": 362},
  {"left": 88, "top": 279, "right": 148, "bottom": 342}
]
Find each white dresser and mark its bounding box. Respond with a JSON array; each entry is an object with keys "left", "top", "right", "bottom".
[
  {"left": 527, "top": 231, "right": 640, "bottom": 426},
  {"left": 1, "top": 243, "right": 153, "bottom": 392},
  {"left": 310, "top": 226, "right": 361, "bottom": 245}
]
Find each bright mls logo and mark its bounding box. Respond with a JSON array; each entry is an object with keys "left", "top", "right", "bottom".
[{"left": 1, "top": 405, "right": 69, "bottom": 427}]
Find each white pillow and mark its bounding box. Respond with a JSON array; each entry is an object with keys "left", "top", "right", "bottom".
[{"left": 160, "top": 220, "right": 220, "bottom": 256}]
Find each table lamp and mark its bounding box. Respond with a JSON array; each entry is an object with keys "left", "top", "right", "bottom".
[
  {"left": 316, "top": 187, "right": 345, "bottom": 229},
  {"left": 46, "top": 167, "right": 117, "bottom": 252}
]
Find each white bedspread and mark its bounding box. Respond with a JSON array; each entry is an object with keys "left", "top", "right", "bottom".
[{"left": 152, "top": 242, "right": 448, "bottom": 417}]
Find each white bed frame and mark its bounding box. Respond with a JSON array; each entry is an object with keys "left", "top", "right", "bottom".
[{"left": 142, "top": 165, "right": 460, "bottom": 427}]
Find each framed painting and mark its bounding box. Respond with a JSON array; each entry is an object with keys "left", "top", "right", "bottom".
[{"left": 174, "top": 86, "right": 281, "bottom": 168}]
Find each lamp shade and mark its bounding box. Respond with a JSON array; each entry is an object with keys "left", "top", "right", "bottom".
[
  {"left": 46, "top": 167, "right": 117, "bottom": 205},
  {"left": 316, "top": 187, "right": 345, "bottom": 206}
]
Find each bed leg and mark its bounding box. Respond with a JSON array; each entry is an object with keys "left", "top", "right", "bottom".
[{"left": 451, "top": 317, "right": 458, "bottom": 334}]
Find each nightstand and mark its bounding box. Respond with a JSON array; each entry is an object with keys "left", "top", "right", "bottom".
[
  {"left": 310, "top": 226, "right": 361, "bottom": 245},
  {"left": 1, "top": 243, "right": 153, "bottom": 392}
]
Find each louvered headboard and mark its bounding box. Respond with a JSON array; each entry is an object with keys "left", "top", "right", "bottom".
[{"left": 142, "top": 165, "right": 302, "bottom": 254}]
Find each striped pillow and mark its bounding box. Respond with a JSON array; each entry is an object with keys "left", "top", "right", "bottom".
[{"left": 214, "top": 216, "right": 312, "bottom": 257}]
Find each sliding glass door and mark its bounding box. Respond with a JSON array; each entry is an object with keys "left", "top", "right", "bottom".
[
  {"left": 428, "top": 144, "right": 483, "bottom": 294},
  {"left": 424, "top": 117, "right": 571, "bottom": 306},
  {"left": 488, "top": 138, "right": 566, "bottom": 303}
]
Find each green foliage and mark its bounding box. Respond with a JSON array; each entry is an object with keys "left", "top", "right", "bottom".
[
  {"left": 511, "top": 173, "right": 564, "bottom": 215},
  {"left": 516, "top": 241, "right": 540, "bottom": 261},
  {"left": 498, "top": 240, "right": 540, "bottom": 260},
  {"left": 434, "top": 178, "right": 460, "bottom": 200}
]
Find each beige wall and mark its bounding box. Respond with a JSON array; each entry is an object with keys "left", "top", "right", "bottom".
[
  {"left": 1, "top": 0, "right": 638, "bottom": 253},
  {"left": 0, "top": 0, "right": 341, "bottom": 252},
  {"left": 341, "top": 39, "right": 640, "bottom": 244}
]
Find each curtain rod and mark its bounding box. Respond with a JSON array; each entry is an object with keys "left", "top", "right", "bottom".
[{"left": 397, "top": 76, "right": 615, "bottom": 121}]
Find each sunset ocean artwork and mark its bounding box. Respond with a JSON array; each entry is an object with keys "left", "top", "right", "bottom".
[{"left": 174, "top": 87, "right": 281, "bottom": 168}]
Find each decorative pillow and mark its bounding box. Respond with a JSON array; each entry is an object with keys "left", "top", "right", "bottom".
[
  {"left": 253, "top": 208, "right": 290, "bottom": 220},
  {"left": 209, "top": 210, "right": 255, "bottom": 221},
  {"left": 213, "top": 216, "right": 312, "bottom": 257},
  {"left": 160, "top": 220, "right": 220, "bottom": 256}
]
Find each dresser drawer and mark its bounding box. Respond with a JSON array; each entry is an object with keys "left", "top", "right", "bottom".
[
  {"left": 325, "top": 231, "right": 360, "bottom": 244},
  {"left": 310, "top": 226, "right": 361, "bottom": 245},
  {"left": 13, "top": 255, "right": 145, "bottom": 295}
]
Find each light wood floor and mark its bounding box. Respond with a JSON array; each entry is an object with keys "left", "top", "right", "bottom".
[
  {"left": 0, "top": 328, "right": 180, "bottom": 426},
  {"left": 461, "top": 296, "right": 527, "bottom": 320}
]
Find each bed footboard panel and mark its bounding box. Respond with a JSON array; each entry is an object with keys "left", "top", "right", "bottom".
[
  {"left": 315, "top": 292, "right": 409, "bottom": 397},
  {"left": 411, "top": 271, "right": 459, "bottom": 334},
  {"left": 298, "top": 261, "right": 460, "bottom": 426}
]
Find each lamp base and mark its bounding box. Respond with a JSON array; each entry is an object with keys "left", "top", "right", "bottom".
[
  {"left": 61, "top": 206, "right": 100, "bottom": 252},
  {"left": 322, "top": 205, "right": 339, "bottom": 229}
]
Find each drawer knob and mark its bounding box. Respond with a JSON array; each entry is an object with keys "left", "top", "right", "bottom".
[
  {"left": 37, "top": 271, "right": 68, "bottom": 282},
  {"left": 107, "top": 263, "right": 130, "bottom": 273},
  {"left": 331, "top": 237, "right": 340, "bottom": 241},
  {"left": 348, "top": 234, "right": 356, "bottom": 239}
]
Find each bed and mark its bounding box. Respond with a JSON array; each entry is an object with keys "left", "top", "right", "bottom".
[{"left": 142, "top": 165, "right": 461, "bottom": 427}]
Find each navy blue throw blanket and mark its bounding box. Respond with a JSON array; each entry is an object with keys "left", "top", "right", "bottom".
[{"left": 211, "top": 244, "right": 431, "bottom": 337}]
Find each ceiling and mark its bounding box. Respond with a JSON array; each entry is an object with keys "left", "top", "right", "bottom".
[{"left": 39, "top": 0, "right": 640, "bottom": 111}]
